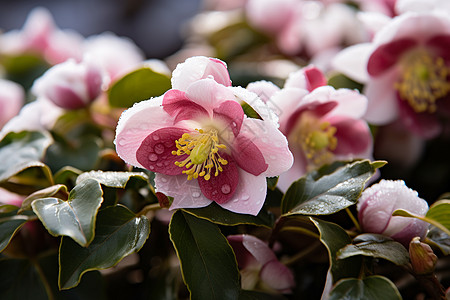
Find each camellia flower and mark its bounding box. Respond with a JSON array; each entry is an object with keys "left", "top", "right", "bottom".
[
  {"left": 333, "top": 11, "right": 450, "bottom": 139},
  {"left": 357, "top": 179, "right": 429, "bottom": 247},
  {"left": 0, "top": 79, "right": 25, "bottom": 129},
  {"left": 0, "top": 188, "right": 24, "bottom": 207},
  {"left": 115, "top": 56, "right": 293, "bottom": 215},
  {"left": 227, "top": 234, "right": 295, "bottom": 293},
  {"left": 264, "top": 65, "right": 373, "bottom": 192},
  {"left": 31, "top": 57, "right": 104, "bottom": 110}
]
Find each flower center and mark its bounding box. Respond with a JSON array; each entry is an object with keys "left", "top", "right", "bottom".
[
  {"left": 395, "top": 49, "right": 450, "bottom": 113},
  {"left": 172, "top": 128, "right": 228, "bottom": 180},
  {"left": 291, "top": 113, "right": 337, "bottom": 168}
]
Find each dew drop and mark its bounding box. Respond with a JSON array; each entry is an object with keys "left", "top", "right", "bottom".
[
  {"left": 149, "top": 166, "right": 155, "bottom": 170},
  {"left": 269, "top": 155, "right": 276, "bottom": 160},
  {"left": 192, "top": 191, "right": 201, "bottom": 198},
  {"left": 160, "top": 177, "right": 168, "bottom": 183},
  {"left": 148, "top": 153, "right": 158, "bottom": 162},
  {"left": 152, "top": 135, "right": 160, "bottom": 141},
  {"left": 241, "top": 194, "right": 250, "bottom": 201},
  {"left": 232, "top": 121, "right": 237, "bottom": 128},
  {"left": 221, "top": 184, "right": 231, "bottom": 194},
  {"left": 118, "top": 138, "right": 127, "bottom": 146},
  {"left": 156, "top": 162, "right": 163, "bottom": 167},
  {"left": 154, "top": 143, "right": 165, "bottom": 154}
]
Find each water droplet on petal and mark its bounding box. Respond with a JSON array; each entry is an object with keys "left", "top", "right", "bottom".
[
  {"left": 221, "top": 184, "right": 231, "bottom": 194},
  {"left": 118, "top": 138, "right": 127, "bottom": 146},
  {"left": 160, "top": 177, "right": 168, "bottom": 183},
  {"left": 192, "top": 191, "right": 201, "bottom": 198},
  {"left": 241, "top": 194, "right": 249, "bottom": 201},
  {"left": 152, "top": 135, "right": 160, "bottom": 141},
  {"left": 232, "top": 121, "right": 237, "bottom": 127},
  {"left": 269, "top": 155, "right": 276, "bottom": 160},
  {"left": 154, "top": 143, "right": 165, "bottom": 154},
  {"left": 148, "top": 153, "right": 158, "bottom": 162},
  {"left": 156, "top": 162, "right": 163, "bottom": 167}
]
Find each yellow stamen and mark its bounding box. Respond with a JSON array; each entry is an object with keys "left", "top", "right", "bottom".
[
  {"left": 172, "top": 128, "right": 228, "bottom": 180},
  {"left": 395, "top": 49, "right": 450, "bottom": 113}
]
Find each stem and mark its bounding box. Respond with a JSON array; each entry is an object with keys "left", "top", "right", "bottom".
[
  {"left": 279, "top": 226, "right": 320, "bottom": 239},
  {"left": 137, "top": 203, "right": 161, "bottom": 216},
  {"left": 345, "top": 207, "right": 361, "bottom": 232}
]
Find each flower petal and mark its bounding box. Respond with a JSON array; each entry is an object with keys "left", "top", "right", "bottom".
[
  {"left": 260, "top": 260, "right": 295, "bottom": 292},
  {"left": 171, "top": 56, "right": 231, "bottom": 91},
  {"left": 285, "top": 65, "right": 327, "bottom": 92},
  {"left": 367, "top": 38, "right": 416, "bottom": 76},
  {"left": 136, "top": 127, "right": 188, "bottom": 175},
  {"left": 185, "top": 78, "right": 236, "bottom": 114},
  {"left": 115, "top": 97, "right": 175, "bottom": 168},
  {"left": 231, "top": 134, "right": 268, "bottom": 176},
  {"left": 219, "top": 169, "right": 267, "bottom": 216},
  {"left": 239, "top": 118, "right": 293, "bottom": 177},
  {"left": 332, "top": 43, "right": 373, "bottom": 83},
  {"left": 155, "top": 174, "right": 212, "bottom": 210},
  {"left": 163, "top": 89, "right": 209, "bottom": 123},
  {"left": 276, "top": 149, "right": 307, "bottom": 193},
  {"left": 197, "top": 153, "right": 239, "bottom": 204},
  {"left": 213, "top": 100, "right": 244, "bottom": 136},
  {"left": 246, "top": 80, "right": 280, "bottom": 103}
]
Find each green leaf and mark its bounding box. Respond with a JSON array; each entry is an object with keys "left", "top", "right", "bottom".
[
  {"left": 76, "top": 170, "right": 149, "bottom": 188},
  {"left": 169, "top": 210, "right": 240, "bottom": 300},
  {"left": 281, "top": 160, "right": 384, "bottom": 216},
  {"left": 311, "top": 218, "right": 361, "bottom": 283},
  {"left": 337, "top": 233, "right": 410, "bottom": 266},
  {"left": 185, "top": 202, "right": 274, "bottom": 227},
  {"left": 327, "top": 73, "right": 363, "bottom": 92},
  {"left": 0, "top": 131, "right": 53, "bottom": 183},
  {"left": 0, "top": 209, "right": 30, "bottom": 252},
  {"left": 32, "top": 178, "right": 103, "bottom": 247},
  {"left": 19, "top": 184, "right": 69, "bottom": 213},
  {"left": 59, "top": 205, "right": 150, "bottom": 289},
  {"left": 393, "top": 200, "right": 450, "bottom": 236},
  {"left": 328, "top": 275, "right": 402, "bottom": 300},
  {"left": 426, "top": 226, "right": 450, "bottom": 255},
  {"left": 239, "top": 290, "right": 287, "bottom": 300},
  {"left": 108, "top": 67, "right": 171, "bottom": 108}
]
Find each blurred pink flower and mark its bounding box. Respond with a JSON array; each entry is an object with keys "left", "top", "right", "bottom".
[
  {"left": 0, "top": 79, "right": 25, "bottom": 129},
  {"left": 0, "top": 7, "right": 83, "bottom": 65},
  {"left": 357, "top": 179, "right": 429, "bottom": 247},
  {"left": 267, "top": 66, "right": 372, "bottom": 191},
  {"left": 115, "top": 56, "right": 293, "bottom": 215},
  {"left": 0, "top": 188, "right": 24, "bottom": 207},
  {"left": 227, "top": 234, "right": 295, "bottom": 293},
  {"left": 333, "top": 11, "right": 450, "bottom": 139},
  {"left": 32, "top": 57, "right": 104, "bottom": 110}
]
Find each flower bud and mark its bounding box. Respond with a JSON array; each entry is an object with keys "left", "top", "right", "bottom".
[
  {"left": 357, "top": 180, "right": 429, "bottom": 247},
  {"left": 32, "top": 57, "right": 104, "bottom": 109},
  {"left": 409, "top": 237, "right": 437, "bottom": 275},
  {"left": 0, "top": 79, "right": 24, "bottom": 128}
]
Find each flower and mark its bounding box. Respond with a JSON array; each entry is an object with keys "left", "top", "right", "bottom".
[
  {"left": 0, "top": 79, "right": 24, "bottom": 129},
  {"left": 115, "top": 56, "right": 293, "bottom": 215},
  {"left": 0, "top": 188, "right": 24, "bottom": 207},
  {"left": 266, "top": 65, "right": 373, "bottom": 192},
  {"left": 227, "top": 234, "right": 295, "bottom": 293},
  {"left": 409, "top": 237, "right": 437, "bottom": 275},
  {"left": 333, "top": 11, "right": 450, "bottom": 139},
  {"left": 31, "top": 57, "right": 104, "bottom": 110},
  {"left": 357, "top": 179, "right": 429, "bottom": 247}
]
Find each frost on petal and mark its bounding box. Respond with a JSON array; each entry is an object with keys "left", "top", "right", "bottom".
[
  {"left": 171, "top": 56, "right": 231, "bottom": 91},
  {"left": 213, "top": 100, "right": 244, "bottom": 136},
  {"left": 197, "top": 153, "right": 239, "bottom": 204},
  {"left": 231, "top": 135, "right": 268, "bottom": 176},
  {"left": 136, "top": 127, "right": 188, "bottom": 175},
  {"left": 155, "top": 174, "right": 212, "bottom": 210},
  {"left": 246, "top": 81, "right": 280, "bottom": 103},
  {"left": 115, "top": 97, "right": 175, "bottom": 168},
  {"left": 163, "top": 89, "right": 209, "bottom": 123}
]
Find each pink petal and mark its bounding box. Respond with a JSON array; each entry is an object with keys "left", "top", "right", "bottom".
[
  {"left": 260, "top": 260, "right": 295, "bottom": 292},
  {"left": 171, "top": 56, "right": 231, "bottom": 91},
  {"left": 231, "top": 134, "right": 268, "bottom": 176},
  {"left": 185, "top": 78, "right": 236, "bottom": 114},
  {"left": 0, "top": 79, "right": 24, "bottom": 128},
  {"left": 303, "top": 65, "right": 327, "bottom": 91},
  {"left": 47, "top": 85, "right": 86, "bottom": 109},
  {"left": 331, "top": 43, "right": 373, "bottom": 83},
  {"left": 390, "top": 219, "right": 429, "bottom": 247},
  {"left": 213, "top": 100, "right": 244, "bottom": 136},
  {"left": 115, "top": 97, "right": 176, "bottom": 168},
  {"left": 246, "top": 80, "right": 280, "bottom": 103},
  {"left": 367, "top": 38, "right": 416, "bottom": 76},
  {"left": 426, "top": 34, "right": 450, "bottom": 61},
  {"left": 276, "top": 148, "right": 307, "bottom": 193},
  {"left": 239, "top": 234, "right": 277, "bottom": 265},
  {"left": 239, "top": 118, "right": 293, "bottom": 177},
  {"left": 219, "top": 169, "right": 267, "bottom": 215},
  {"left": 197, "top": 153, "right": 239, "bottom": 204},
  {"left": 136, "top": 127, "right": 188, "bottom": 175},
  {"left": 227, "top": 235, "right": 259, "bottom": 269},
  {"left": 270, "top": 88, "right": 310, "bottom": 133},
  {"left": 155, "top": 174, "right": 212, "bottom": 210},
  {"left": 397, "top": 98, "right": 442, "bottom": 139},
  {"left": 325, "top": 115, "right": 372, "bottom": 156},
  {"left": 163, "top": 89, "right": 209, "bottom": 123}
]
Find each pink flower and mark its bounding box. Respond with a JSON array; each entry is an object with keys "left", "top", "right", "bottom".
[
  {"left": 32, "top": 57, "right": 104, "bottom": 110},
  {"left": 268, "top": 66, "right": 373, "bottom": 191},
  {"left": 357, "top": 179, "right": 429, "bottom": 247},
  {"left": 0, "top": 188, "right": 24, "bottom": 207},
  {"left": 115, "top": 56, "right": 293, "bottom": 215},
  {"left": 333, "top": 11, "right": 450, "bottom": 139},
  {"left": 0, "top": 7, "right": 83, "bottom": 65},
  {"left": 227, "top": 234, "right": 295, "bottom": 293},
  {"left": 0, "top": 79, "right": 24, "bottom": 129}
]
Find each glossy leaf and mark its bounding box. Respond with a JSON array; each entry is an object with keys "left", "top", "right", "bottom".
[
  {"left": 327, "top": 73, "right": 363, "bottom": 92},
  {"left": 0, "top": 209, "right": 30, "bottom": 252},
  {"left": 328, "top": 276, "right": 402, "bottom": 300},
  {"left": 108, "top": 67, "right": 171, "bottom": 108},
  {"left": 32, "top": 178, "right": 103, "bottom": 247},
  {"left": 393, "top": 200, "right": 450, "bottom": 236},
  {"left": 59, "top": 205, "right": 150, "bottom": 289},
  {"left": 281, "top": 160, "right": 384, "bottom": 216},
  {"left": 0, "top": 131, "right": 53, "bottom": 182},
  {"left": 426, "top": 226, "right": 450, "bottom": 255},
  {"left": 76, "top": 170, "right": 149, "bottom": 188},
  {"left": 169, "top": 210, "right": 240, "bottom": 300},
  {"left": 185, "top": 202, "right": 274, "bottom": 227},
  {"left": 311, "top": 218, "right": 361, "bottom": 283},
  {"left": 19, "top": 184, "right": 69, "bottom": 213},
  {"left": 338, "top": 233, "right": 410, "bottom": 266}
]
